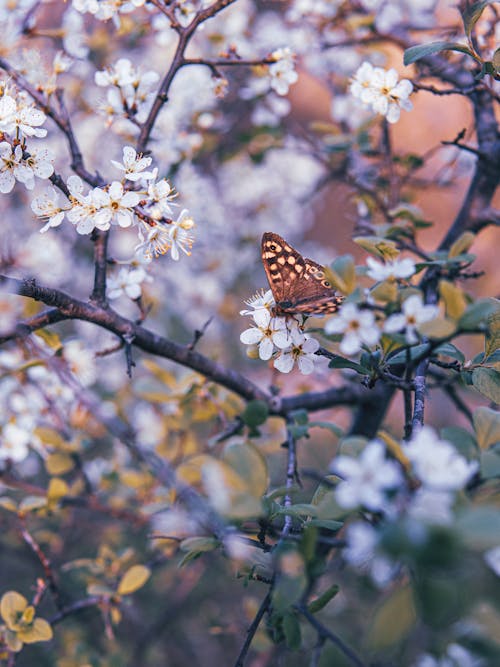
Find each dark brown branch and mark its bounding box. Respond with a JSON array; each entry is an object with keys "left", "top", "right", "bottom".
[
  {"left": 90, "top": 231, "right": 109, "bottom": 306},
  {"left": 0, "top": 275, "right": 368, "bottom": 414},
  {"left": 233, "top": 588, "right": 273, "bottom": 667}
]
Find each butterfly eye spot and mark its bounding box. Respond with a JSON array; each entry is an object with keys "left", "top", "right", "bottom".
[{"left": 322, "top": 280, "right": 331, "bottom": 287}]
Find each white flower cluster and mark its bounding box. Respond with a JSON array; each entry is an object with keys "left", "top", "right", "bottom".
[
  {"left": 0, "top": 343, "right": 97, "bottom": 465},
  {"left": 335, "top": 427, "right": 479, "bottom": 586},
  {"left": 240, "top": 290, "right": 324, "bottom": 375},
  {"left": 0, "top": 87, "right": 54, "bottom": 193},
  {"left": 350, "top": 62, "right": 413, "bottom": 124},
  {"left": 72, "top": 0, "right": 146, "bottom": 26},
  {"left": 31, "top": 146, "right": 195, "bottom": 262},
  {"left": 95, "top": 58, "right": 160, "bottom": 126},
  {"left": 268, "top": 48, "right": 299, "bottom": 96}
]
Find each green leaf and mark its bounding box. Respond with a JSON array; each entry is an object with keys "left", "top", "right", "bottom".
[
  {"left": 327, "top": 356, "right": 369, "bottom": 374},
  {"left": 279, "top": 503, "right": 318, "bottom": 519},
  {"left": 434, "top": 342, "right": 465, "bottom": 362},
  {"left": 459, "top": 298, "right": 499, "bottom": 330},
  {"left": 461, "top": 1, "right": 495, "bottom": 41},
  {"left": 308, "top": 421, "right": 344, "bottom": 438},
  {"left": 404, "top": 41, "right": 475, "bottom": 66},
  {"left": 325, "top": 255, "right": 356, "bottom": 294},
  {"left": 472, "top": 368, "right": 500, "bottom": 403},
  {"left": 307, "top": 519, "right": 343, "bottom": 531},
  {"left": 290, "top": 409, "right": 309, "bottom": 425},
  {"left": 480, "top": 450, "right": 500, "bottom": 479},
  {"left": 367, "top": 585, "right": 417, "bottom": 650},
  {"left": 473, "top": 407, "right": 500, "bottom": 450},
  {"left": 449, "top": 231, "right": 475, "bottom": 258},
  {"left": 386, "top": 343, "right": 429, "bottom": 365},
  {"left": 223, "top": 441, "right": 268, "bottom": 497},
  {"left": 308, "top": 584, "right": 340, "bottom": 614},
  {"left": 440, "top": 426, "right": 477, "bottom": 459},
  {"left": 179, "top": 537, "right": 219, "bottom": 553},
  {"left": 282, "top": 612, "right": 302, "bottom": 650},
  {"left": 241, "top": 400, "right": 269, "bottom": 427},
  {"left": 457, "top": 506, "right": 500, "bottom": 549},
  {"left": 485, "top": 309, "right": 500, "bottom": 359},
  {"left": 117, "top": 565, "right": 151, "bottom": 596}
]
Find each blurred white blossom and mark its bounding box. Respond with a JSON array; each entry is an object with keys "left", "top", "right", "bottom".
[
  {"left": 325, "top": 303, "right": 380, "bottom": 355},
  {"left": 331, "top": 440, "right": 403, "bottom": 511},
  {"left": 350, "top": 62, "right": 413, "bottom": 124},
  {"left": 384, "top": 294, "right": 439, "bottom": 343},
  {"left": 404, "top": 426, "right": 478, "bottom": 491}
]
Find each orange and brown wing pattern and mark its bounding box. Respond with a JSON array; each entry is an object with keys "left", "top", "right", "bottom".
[{"left": 261, "top": 232, "right": 344, "bottom": 316}]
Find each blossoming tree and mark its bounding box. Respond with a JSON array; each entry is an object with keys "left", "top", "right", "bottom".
[{"left": 0, "top": 0, "right": 499, "bottom": 665}]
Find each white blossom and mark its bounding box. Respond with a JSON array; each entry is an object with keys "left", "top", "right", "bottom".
[
  {"left": 273, "top": 328, "right": 321, "bottom": 374},
  {"left": 408, "top": 487, "right": 454, "bottom": 525},
  {"left": 107, "top": 266, "right": 151, "bottom": 300},
  {"left": 343, "top": 521, "right": 397, "bottom": 587},
  {"left": 0, "top": 422, "right": 31, "bottom": 463},
  {"left": 350, "top": 62, "right": 413, "bottom": 124},
  {"left": 240, "top": 289, "right": 275, "bottom": 318},
  {"left": 325, "top": 303, "right": 380, "bottom": 355},
  {"left": 404, "top": 426, "right": 478, "bottom": 491},
  {"left": 111, "top": 146, "right": 155, "bottom": 182},
  {"left": 384, "top": 294, "right": 439, "bottom": 344},
  {"left": 240, "top": 309, "right": 291, "bottom": 360},
  {"left": 366, "top": 256, "right": 416, "bottom": 282},
  {"left": 62, "top": 340, "right": 97, "bottom": 387},
  {"left": 91, "top": 181, "right": 140, "bottom": 229},
  {"left": 331, "top": 440, "right": 403, "bottom": 511},
  {"left": 268, "top": 47, "right": 299, "bottom": 95},
  {"left": 167, "top": 208, "right": 195, "bottom": 260},
  {"left": 31, "top": 187, "right": 66, "bottom": 232}
]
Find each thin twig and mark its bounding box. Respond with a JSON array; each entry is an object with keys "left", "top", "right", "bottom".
[
  {"left": 298, "top": 605, "right": 366, "bottom": 667},
  {"left": 233, "top": 588, "right": 273, "bottom": 667}
]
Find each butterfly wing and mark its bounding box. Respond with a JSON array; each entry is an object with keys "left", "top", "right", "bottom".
[{"left": 261, "top": 232, "right": 344, "bottom": 316}]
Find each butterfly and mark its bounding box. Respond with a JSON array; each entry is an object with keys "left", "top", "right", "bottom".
[{"left": 261, "top": 232, "right": 344, "bottom": 317}]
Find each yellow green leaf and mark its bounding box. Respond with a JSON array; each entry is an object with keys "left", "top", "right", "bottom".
[
  {"left": 0, "top": 497, "right": 18, "bottom": 512},
  {"left": 353, "top": 236, "right": 399, "bottom": 260},
  {"left": 439, "top": 280, "right": 467, "bottom": 320},
  {"left": 473, "top": 407, "right": 500, "bottom": 450},
  {"left": 45, "top": 453, "right": 75, "bottom": 476},
  {"left": 33, "top": 329, "right": 62, "bottom": 351},
  {"left": 117, "top": 564, "right": 151, "bottom": 596},
  {"left": 448, "top": 231, "right": 475, "bottom": 258},
  {"left": 472, "top": 368, "right": 500, "bottom": 403},
  {"left": 485, "top": 310, "right": 500, "bottom": 360},
  {"left": 47, "top": 478, "right": 69, "bottom": 502},
  {"left": 4, "top": 628, "right": 23, "bottom": 652},
  {"left": 18, "top": 496, "right": 47, "bottom": 513},
  {"left": 370, "top": 280, "right": 398, "bottom": 303},
  {"left": 21, "top": 606, "right": 35, "bottom": 624},
  {"left": 418, "top": 317, "right": 456, "bottom": 339},
  {"left": 223, "top": 441, "right": 268, "bottom": 497},
  {"left": 34, "top": 427, "right": 65, "bottom": 448},
  {"left": 367, "top": 585, "right": 416, "bottom": 651},
  {"left": 19, "top": 617, "right": 53, "bottom": 644},
  {"left": 1, "top": 591, "right": 27, "bottom": 628}
]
